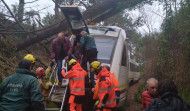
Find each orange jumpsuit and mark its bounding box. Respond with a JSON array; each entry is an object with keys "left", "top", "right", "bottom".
[
  {"left": 96, "top": 67, "right": 116, "bottom": 111},
  {"left": 62, "top": 62, "right": 87, "bottom": 111}
]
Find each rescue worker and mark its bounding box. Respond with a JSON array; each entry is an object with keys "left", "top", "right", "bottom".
[
  {"left": 80, "top": 30, "right": 98, "bottom": 86},
  {"left": 105, "top": 66, "right": 120, "bottom": 104},
  {"left": 24, "top": 54, "right": 36, "bottom": 72},
  {"left": 36, "top": 67, "right": 52, "bottom": 107},
  {"left": 61, "top": 59, "right": 87, "bottom": 111},
  {"left": 45, "top": 62, "right": 54, "bottom": 79},
  {"left": 50, "top": 32, "right": 72, "bottom": 85},
  {"left": 90, "top": 61, "right": 116, "bottom": 111},
  {"left": 0, "top": 59, "right": 45, "bottom": 111},
  {"left": 93, "top": 66, "right": 120, "bottom": 105}
]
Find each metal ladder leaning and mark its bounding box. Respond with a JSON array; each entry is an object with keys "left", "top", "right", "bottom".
[{"left": 45, "top": 60, "right": 69, "bottom": 111}]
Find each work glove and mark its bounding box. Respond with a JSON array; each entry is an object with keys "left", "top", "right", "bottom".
[
  {"left": 95, "top": 100, "right": 99, "bottom": 106},
  {"left": 45, "top": 81, "right": 52, "bottom": 89}
]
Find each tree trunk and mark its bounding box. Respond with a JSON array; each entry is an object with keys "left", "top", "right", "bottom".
[
  {"left": 54, "top": 0, "right": 60, "bottom": 20},
  {"left": 18, "top": 0, "right": 25, "bottom": 22}
]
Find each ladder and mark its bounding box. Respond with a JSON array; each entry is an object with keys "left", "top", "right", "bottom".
[{"left": 45, "top": 60, "right": 69, "bottom": 111}]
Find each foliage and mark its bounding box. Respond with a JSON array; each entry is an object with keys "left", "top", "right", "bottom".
[
  {"left": 147, "top": 0, "right": 190, "bottom": 104},
  {"left": 134, "top": 82, "right": 146, "bottom": 103},
  {"left": 42, "top": 13, "right": 56, "bottom": 26}
]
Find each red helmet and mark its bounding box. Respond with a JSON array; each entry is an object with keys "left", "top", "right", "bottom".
[{"left": 36, "top": 67, "right": 45, "bottom": 77}]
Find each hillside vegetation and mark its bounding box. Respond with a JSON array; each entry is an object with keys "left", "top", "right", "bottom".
[
  {"left": 0, "top": 36, "right": 51, "bottom": 83},
  {"left": 138, "top": 0, "right": 190, "bottom": 104}
]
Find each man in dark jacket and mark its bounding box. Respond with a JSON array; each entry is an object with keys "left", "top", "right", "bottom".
[
  {"left": 80, "top": 30, "right": 98, "bottom": 86},
  {"left": 145, "top": 79, "right": 190, "bottom": 111},
  {"left": 50, "top": 32, "right": 72, "bottom": 84},
  {"left": 0, "top": 59, "right": 45, "bottom": 111}
]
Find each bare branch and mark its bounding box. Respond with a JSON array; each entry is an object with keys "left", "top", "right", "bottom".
[
  {"left": 25, "top": 0, "right": 39, "bottom": 4},
  {"left": 79, "top": 1, "right": 88, "bottom": 9},
  {"left": 52, "top": 0, "right": 61, "bottom": 8},
  {"left": 0, "top": 13, "right": 12, "bottom": 18},
  {"left": 0, "top": 19, "right": 65, "bottom": 35},
  {"left": 35, "top": 17, "right": 44, "bottom": 28},
  {"left": 1, "top": 0, "right": 25, "bottom": 30},
  {"left": 6, "top": 18, "right": 30, "bottom": 29},
  {"left": 36, "top": 5, "right": 52, "bottom": 12}
]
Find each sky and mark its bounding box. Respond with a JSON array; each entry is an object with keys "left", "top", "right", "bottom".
[
  {"left": 2, "top": 0, "right": 165, "bottom": 35},
  {"left": 3, "top": 0, "right": 55, "bottom": 17},
  {"left": 127, "top": 1, "right": 165, "bottom": 34}
]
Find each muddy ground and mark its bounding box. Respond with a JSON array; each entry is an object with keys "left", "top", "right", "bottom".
[{"left": 119, "top": 79, "right": 144, "bottom": 111}]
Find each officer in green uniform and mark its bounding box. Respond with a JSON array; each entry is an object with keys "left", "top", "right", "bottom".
[{"left": 0, "top": 59, "right": 45, "bottom": 111}]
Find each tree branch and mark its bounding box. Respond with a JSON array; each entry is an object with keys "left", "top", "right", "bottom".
[
  {"left": 1, "top": 0, "right": 25, "bottom": 31},
  {"left": 79, "top": 1, "right": 88, "bottom": 9},
  {"left": 25, "top": 0, "right": 39, "bottom": 4}
]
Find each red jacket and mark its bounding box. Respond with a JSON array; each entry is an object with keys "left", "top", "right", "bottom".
[
  {"left": 142, "top": 91, "right": 159, "bottom": 110},
  {"left": 97, "top": 67, "right": 116, "bottom": 109},
  {"left": 50, "top": 37, "right": 72, "bottom": 61},
  {"left": 62, "top": 62, "right": 87, "bottom": 95}
]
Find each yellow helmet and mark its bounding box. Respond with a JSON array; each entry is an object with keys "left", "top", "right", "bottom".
[
  {"left": 90, "top": 61, "right": 101, "bottom": 72},
  {"left": 24, "top": 54, "right": 36, "bottom": 63},
  {"left": 69, "top": 59, "right": 77, "bottom": 66}
]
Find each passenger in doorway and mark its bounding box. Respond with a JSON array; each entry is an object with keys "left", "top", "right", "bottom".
[
  {"left": 145, "top": 79, "right": 190, "bottom": 111},
  {"left": 36, "top": 67, "right": 52, "bottom": 107},
  {"left": 142, "top": 78, "right": 159, "bottom": 110},
  {"left": 80, "top": 30, "right": 98, "bottom": 87},
  {"left": 61, "top": 59, "right": 87, "bottom": 111},
  {"left": 50, "top": 32, "right": 72, "bottom": 85},
  {"left": 90, "top": 61, "right": 116, "bottom": 111},
  {"left": 0, "top": 59, "right": 45, "bottom": 111}
]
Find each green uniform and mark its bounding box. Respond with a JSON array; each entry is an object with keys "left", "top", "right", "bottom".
[
  {"left": 0, "top": 68, "right": 45, "bottom": 111},
  {"left": 80, "top": 33, "right": 97, "bottom": 51}
]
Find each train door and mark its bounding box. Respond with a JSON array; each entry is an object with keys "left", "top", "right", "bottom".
[
  {"left": 61, "top": 5, "right": 89, "bottom": 50},
  {"left": 118, "top": 43, "right": 129, "bottom": 106}
]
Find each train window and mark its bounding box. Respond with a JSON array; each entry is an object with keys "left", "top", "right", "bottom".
[
  {"left": 130, "top": 63, "right": 139, "bottom": 72},
  {"left": 94, "top": 37, "right": 117, "bottom": 63},
  {"left": 89, "top": 27, "right": 108, "bottom": 34},
  {"left": 121, "top": 46, "right": 127, "bottom": 66}
]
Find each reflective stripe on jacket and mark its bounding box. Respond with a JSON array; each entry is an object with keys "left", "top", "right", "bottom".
[
  {"left": 61, "top": 62, "right": 87, "bottom": 95},
  {"left": 96, "top": 67, "right": 116, "bottom": 108}
]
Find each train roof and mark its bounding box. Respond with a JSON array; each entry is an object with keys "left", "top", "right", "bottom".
[{"left": 88, "top": 25, "right": 126, "bottom": 38}]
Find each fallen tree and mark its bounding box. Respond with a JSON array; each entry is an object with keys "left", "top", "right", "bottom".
[{"left": 15, "top": 0, "right": 150, "bottom": 50}]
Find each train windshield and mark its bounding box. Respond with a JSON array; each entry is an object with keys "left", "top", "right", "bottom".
[{"left": 94, "top": 37, "right": 117, "bottom": 63}]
